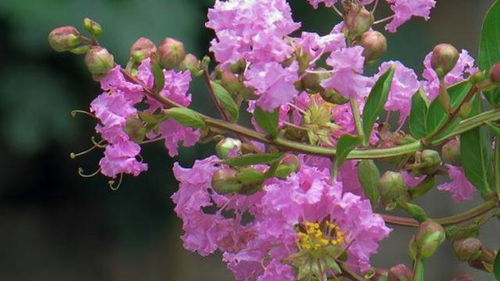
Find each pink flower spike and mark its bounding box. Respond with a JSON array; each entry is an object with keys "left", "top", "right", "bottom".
[
  {"left": 437, "top": 165, "right": 475, "bottom": 202},
  {"left": 385, "top": 0, "right": 437, "bottom": 32}
]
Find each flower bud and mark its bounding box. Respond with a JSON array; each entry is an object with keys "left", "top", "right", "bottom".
[
  {"left": 359, "top": 31, "right": 387, "bottom": 64},
  {"left": 371, "top": 269, "right": 388, "bottom": 281},
  {"left": 274, "top": 153, "right": 300, "bottom": 179},
  {"left": 442, "top": 139, "right": 461, "bottom": 166},
  {"left": 211, "top": 168, "right": 242, "bottom": 194},
  {"left": 124, "top": 116, "right": 146, "bottom": 143},
  {"left": 129, "top": 37, "right": 157, "bottom": 63},
  {"left": 237, "top": 168, "right": 266, "bottom": 195},
  {"left": 48, "top": 26, "right": 81, "bottom": 52},
  {"left": 230, "top": 59, "right": 247, "bottom": 74},
  {"left": 453, "top": 238, "right": 482, "bottom": 261},
  {"left": 221, "top": 71, "right": 244, "bottom": 93},
  {"left": 344, "top": 6, "right": 374, "bottom": 39},
  {"left": 431, "top": 44, "right": 459, "bottom": 78},
  {"left": 378, "top": 171, "right": 406, "bottom": 209},
  {"left": 179, "top": 54, "right": 201, "bottom": 75},
  {"left": 388, "top": 264, "right": 412, "bottom": 281},
  {"left": 419, "top": 149, "right": 442, "bottom": 175},
  {"left": 321, "top": 89, "right": 349, "bottom": 105},
  {"left": 85, "top": 46, "right": 114, "bottom": 78},
  {"left": 301, "top": 71, "right": 329, "bottom": 93},
  {"left": 83, "top": 17, "right": 103, "bottom": 37},
  {"left": 490, "top": 62, "right": 500, "bottom": 85},
  {"left": 215, "top": 138, "right": 242, "bottom": 159},
  {"left": 415, "top": 220, "right": 445, "bottom": 259},
  {"left": 159, "top": 37, "right": 186, "bottom": 69},
  {"left": 450, "top": 275, "right": 474, "bottom": 281}
]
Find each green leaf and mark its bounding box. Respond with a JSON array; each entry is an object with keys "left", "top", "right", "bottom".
[
  {"left": 362, "top": 66, "right": 395, "bottom": 143},
  {"left": 254, "top": 107, "right": 279, "bottom": 137},
  {"left": 409, "top": 88, "right": 430, "bottom": 138},
  {"left": 479, "top": 0, "right": 500, "bottom": 106},
  {"left": 460, "top": 98, "right": 493, "bottom": 195},
  {"left": 335, "top": 134, "right": 361, "bottom": 169},
  {"left": 224, "top": 153, "right": 284, "bottom": 167},
  {"left": 494, "top": 248, "right": 500, "bottom": 281},
  {"left": 426, "top": 81, "right": 472, "bottom": 136},
  {"left": 487, "top": 121, "right": 500, "bottom": 135},
  {"left": 210, "top": 81, "right": 239, "bottom": 121},
  {"left": 357, "top": 160, "right": 381, "bottom": 207},
  {"left": 151, "top": 60, "right": 165, "bottom": 94},
  {"left": 164, "top": 107, "right": 206, "bottom": 128}
]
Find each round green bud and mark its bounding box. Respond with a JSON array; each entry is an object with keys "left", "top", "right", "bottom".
[
  {"left": 85, "top": 46, "right": 114, "bottom": 78},
  {"left": 416, "top": 220, "right": 446, "bottom": 259},
  {"left": 321, "top": 89, "right": 349, "bottom": 105},
  {"left": 274, "top": 153, "right": 300, "bottom": 179},
  {"left": 221, "top": 71, "right": 244, "bottom": 93},
  {"left": 230, "top": 59, "right": 247, "bottom": 74},
  {"left": 490, "top": 62, "right": 500, "bottom": 85},
  {"left": 179, "top": 54, "right": 200, "bottom": 74},
  {"left": 237, "top": 168, "right": 266, "bottom": 195},
  {"left": 431, "top": 44, "right": 459, "bottom": 78},
  {"left": 378, "top": 171, "right": 406, "bottom": 208},
  {"left": 344, "top": 6, "right": 374, "bottom": 39},
  {"left": 215, "top": 138, "right": 242, "bottom": 159},
  {"left": 419, "top": 150, "right": 442, "bottom": 175},
  {"left": 159, "top": 37, "right": 186, "bottom": 69},
  {"left": 48, "top": 26, "right": 81, "bottom": 52},
  {"left": 83, "top": 17, "right": 103, "bottom": 37},
  {"left": 211, "top": 168, "right": 242, "bottom": 194},
  {"left": 124, "top": 116, "right": 146, "bottom": 143},
  {"left": 453, "top": 238, "right": 482, "bottom": 261},
  {"left": 301, "top": 70, "right": 329, "bottom": 93},
  {"left": 359, "top": 31, "right": 387, "bottom": 64},
  {"left": 388, "top": 264, "right": 412, "bottom": 281},
  {"left": 442, "top": 139, "right": 461, "bottom": 166},
  {"left": 129, "top": 37, "right": 157, "bottom": 63}
]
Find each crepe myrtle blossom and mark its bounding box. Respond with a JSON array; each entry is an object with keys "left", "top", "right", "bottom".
[
  {"left": 172, "top": 157, "right": 391, "bottom": 280},
  {"left": 385, "top": 0, "right": 437, "bottom": 32},
  {"left": 437, "top": 164, "right": 475, "bottom": 202},
  {"left": 422, "top": 49, "right": 478, "bottom": 100}
]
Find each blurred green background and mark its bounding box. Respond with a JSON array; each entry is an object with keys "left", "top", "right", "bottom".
[{"left": 0, "top": 0, "right": 498, "bottom": 280}]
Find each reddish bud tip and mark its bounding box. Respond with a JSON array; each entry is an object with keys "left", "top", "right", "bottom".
[
  {"left": 221, "top": 71, "right": 243, "bottom": 93},
  {"left": 159, "top": 37, "right": 186, "bottom": 69},
  {"left": 48, "top": 26, "right": 81, "bottom": 52},
  {"left": 388, "top": 264, "right": 412, "bottom": 281},
  {"left": 490, "top": 62, "right": 500, "bottom": 84},
  {"left": 179, "top": 54, "right": 200, "bottom": 74},
  {"left": 344, "top": 6, "right": 374, "bottom": 39},
  {"left": 431, "top": 44, "right": 459, "bottom": 78},
  {"left": 450, "top": 275, "right": 475, "bottom": 281},
  {"left": 211, "top": 168, "right": 242, "bottom": 194},
  {"left": 416, "top": 220, "right": 445, "bottom": 259},
  {"left": 359, "top": 31, "right": 387, "bottom": 64},
  {"left": 453, "top": 238, "right": 482, "bottom": 261},
  {"left": 85, "top": 46, "right": 114, "bottom": 78},
  {"left": 215, "top": 138, "right": 242, "bottom": 159},
  {"left": 83, "top": 17, "right": 103, "bottom": 37},
  {"left": 129, "top": 37, "right": 157, "bottom": 63}
]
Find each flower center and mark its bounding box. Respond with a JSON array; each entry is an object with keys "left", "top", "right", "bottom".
[{"left": 296, "top": 221, "right": 345, "bottom": 251}]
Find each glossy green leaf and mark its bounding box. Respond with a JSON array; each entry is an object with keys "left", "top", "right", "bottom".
[
  {"left": 487, "top": 121, "right": 500, "bottom": 135},
  {"left": 494, "top": 247, "right": 500, "bottom": 280},
  {"left": 409, "top": 88, "right": 430, "bottom": 138},
  {"left": 151, "top": 60, "right": 165, "bottom": 94},
  {"left": 224, "top": 153, "right": 284, "bottom": 167},
  {"left": 357, "top": 160, "right": 381, "bottom": 207},
  {"left": 362, "top": 66, "right": 395, "bottom": 143},
  {"left": 336, "top": 134, "right": 361, "bottom": 170},
  {"left": 426, "top": 81, "right": 472, "bottom": 136},
  {"left": 460, "top": 98, "right": 493, "bottom": 195},
  {"left": 479, "top": 0, "right": 500, "bottom": 106},
  {"left": 254, "top": 107, "right": 279, "bottom": 137},
  {"left": 211, "top": 81, "right": 239, "bottom": 121},
  {"left": 164, "top": 107, "right": 206, "bottom": 128}
]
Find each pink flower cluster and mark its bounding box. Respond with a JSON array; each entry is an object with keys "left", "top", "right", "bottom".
[{"left": 172, "top": 157, "right": 391, "bottom": 280}]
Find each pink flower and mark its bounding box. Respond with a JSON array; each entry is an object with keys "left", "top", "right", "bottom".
[
  {"left": 206, "top": 0, "right": 300, "bottom": 66},
  {"left": 159, "top": 119, "right": 200, "bottom": 157},
  {"left": 322, "top": 46, "right": 372, "bottom": 99},
  {"left": 245, "top": 62, "right": 300, "bottom": 111},
  {"left": 374, "top": 61, "right": 420, "bottom": 125},
  {"left": 99, "top": 141, "right": 147, "bottom": 178},
  {"left": 295, "top": 31, "right": 346, "bottom": 60},
  {"left": 385, "top": 0, "right": 437, "bottom": 32},
  {"left": 437, "top": 164, "right": 475, "bottom": 202},
  {"left": 402, "top": 171, "right": 426, "bottom": 187},
  {"left": 422, "top": 50, "right": 478, "bottom": 100}
]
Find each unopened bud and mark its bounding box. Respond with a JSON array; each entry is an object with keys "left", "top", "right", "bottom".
[
  {"left": 450, "top": 275, "right": 475, "bottom": 281},
  {"left": 388, "top": 264, "right": 412, "bottom": 281},
  {"left": 378, "top": 171, "right": 406, "bottom": 209},
  {"left": 301, "top": 71, "right": 329, "bottom": 93},
  {"left": 230, "top": 59, "right": 247, "bottom": 74},
  {"left": 179, "top": 54, "right": 200, "bottom": 75},
  {"left": 83, "top": 17, "right": 103, "bottom": 37},
  {"left": 490, "top": 62, "right": 500, "bottom": 85},
  {"left": 321, "top": 89, "right": 349, "bottom": 105},
  {"left": 442, "top": 139, "right": 461, "bottom": 166},
  {"left": 371, "top": 269, "right": 388, "bottom": 281},
  {"left": 453, "top": 238, "right": 482, "bottom": 261},
  {"left": 458, "top": 102, "right": 473, "bottom": 118},
  {"left": 216, "top": 138, "right": 242, "bottom": 159},
  {"left": 419, "top": 150, "right": 442, "bottom": 175},
  {"left": 124, "top": 116, "right": 146, "bottom": 143},
  {"left": 469, "top": 70, "right": 486, "bottom": 85},
  {"left": 416, "top": 220, "right": 445, "bottom": 259},
  {"left": 237, "top": 168, "right": 266, "bottom": 195},
  {"left": 359, "top": 31, "right": 387, "bottom": 64},
  {"left": 221, "top": 71, "right": 243, "bottom": 93},
  {"left": 85, "top": 46, "right": 114, "bottom": 78},
  {"left": 431, "top": 44, "right": 459, "bottom": 78},
  {"left": 344, "top": 6, "right": 374, "bottom": 39},
  {"left": 211, "top": 168, "right": 242, "bottom": 194},
  {"left": 274, "top": 154, "right": 300, "bottom": 179},
  {"left": 129, "top": 37, "right": 157, "bottom": 63},
  {"left": 48, "top": 26, "right": 81, "bottom": 52},
  {"left": 159, "top": 37, "right": 186, "bottom": 69}
]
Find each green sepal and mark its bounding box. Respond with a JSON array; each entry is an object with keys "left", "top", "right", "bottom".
[
  {"left": 335, "top": 134, "right": 362, "bottom": 171},
  {"left": 409, "top": 88, "right": 430, "bottom": 138},
  {"left": 211, "top": 81, "right": 240, "bottom": 121},
  {"left": 151, "top": 59, "right": 165, "bottom": 94},
  {"left": 164, "top": 107, "right": 206, "bottom": 128},
  {"left": 357, "top": 160, "right": 381, "bottom": 207},
  {"left": 254, "top": 107, "right": 279, "bottom": 138}
]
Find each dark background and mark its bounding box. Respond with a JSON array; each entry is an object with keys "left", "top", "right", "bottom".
[{"left": 0, "top": 0, "right": 498, "bottom": 280}]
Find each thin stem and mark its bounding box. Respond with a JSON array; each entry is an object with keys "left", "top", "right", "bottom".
[
  {"left": 339, "top": 263, "right": 367, "bottom": 281},
  {"left": 380, "top": 199, "right": 498, "bottom": 227},
  {"left": 494, "top": 136, "right": 500, "bottom": 201},
  {"left": 332, "top": 4, "right": 344, "bottom": 18},
  {"left": 373, "top": 15, "right": 394, "bottom": 25},
  {"left": 203, "top": 68, "right": 231, "bottom": 122},
  {"left": 371, "top": 0, "right": 380, "bottom": 13},
  {"left": 350, "top": 98, "right": 367, "bottom": 146}
]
